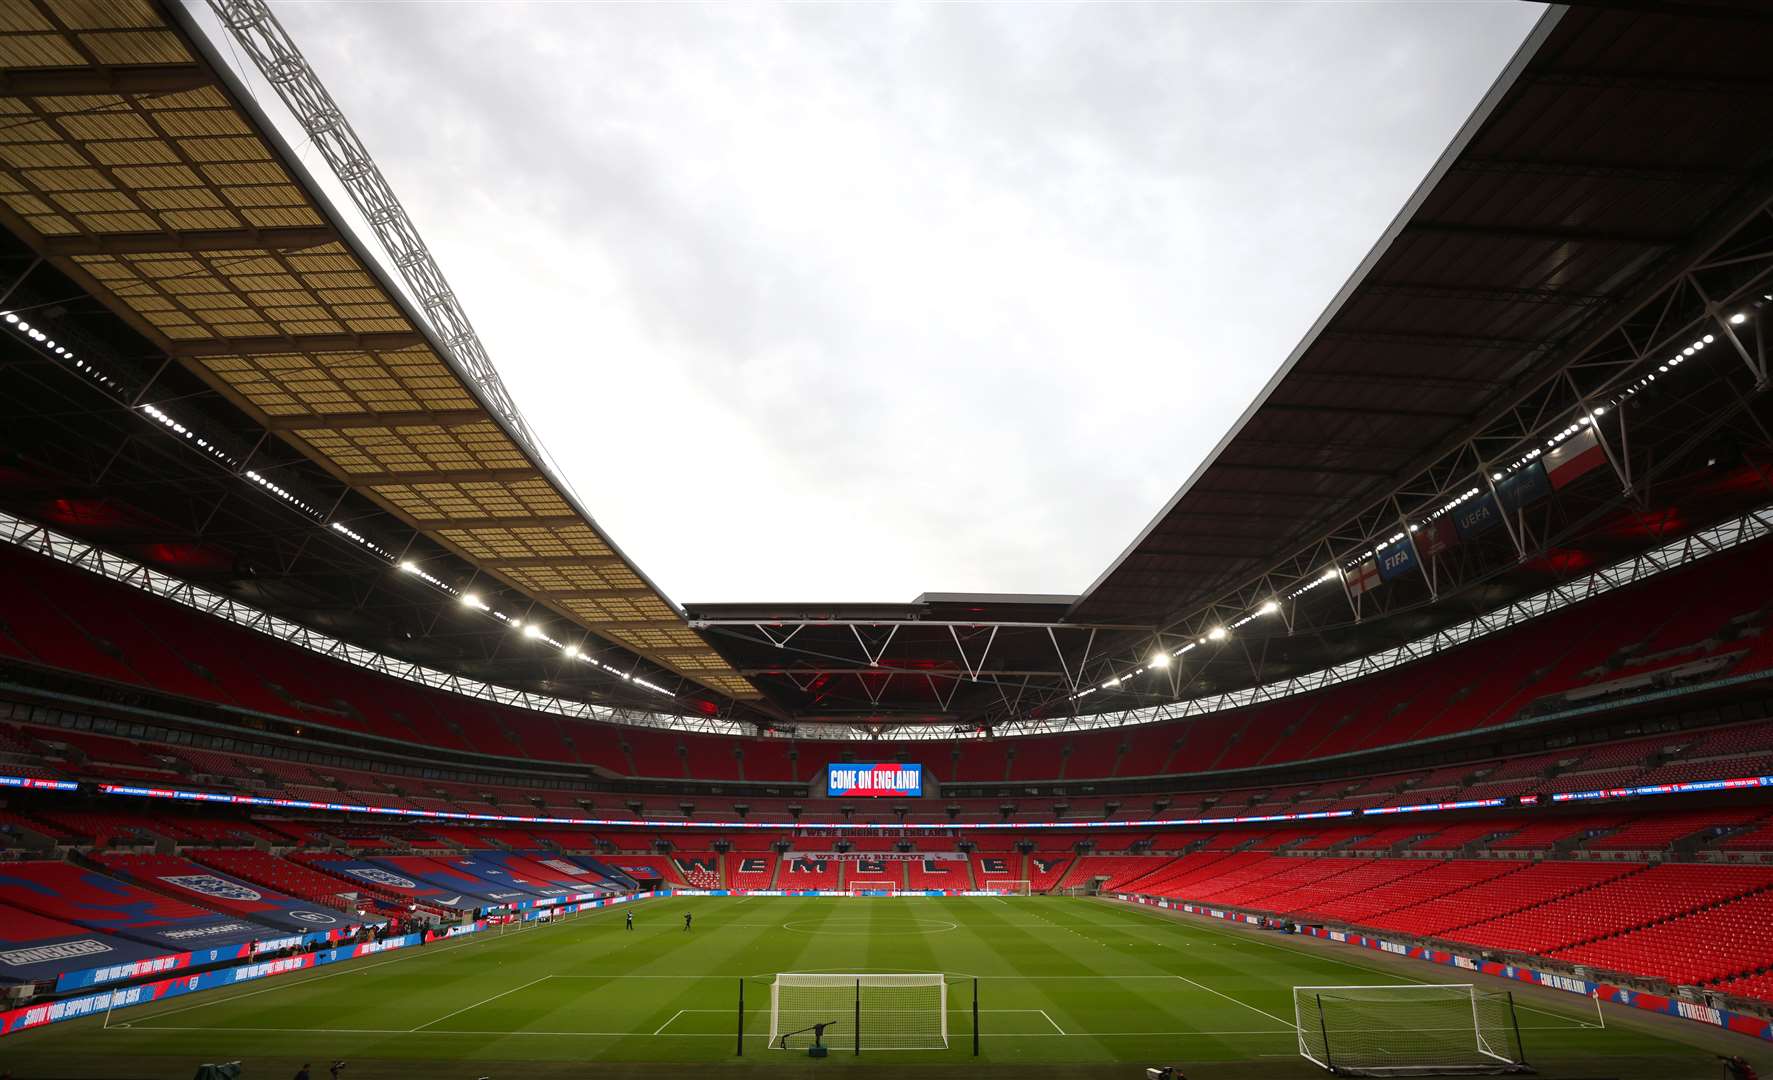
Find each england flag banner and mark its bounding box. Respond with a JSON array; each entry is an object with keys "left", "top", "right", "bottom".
[{"left": 827, "top": 763, "right": 922, "bottom": 797}]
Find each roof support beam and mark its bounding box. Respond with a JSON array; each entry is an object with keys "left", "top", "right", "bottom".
[
  {"left": 1260, "top": 402, "right": 1472, "bottom": 421},
  {"left": 170, "top": 331, "right": 429, "bottom": 358},
  {"left": 350, "top": 466, "right": 542, "bottom": 486},
  {"left": 0, "top": 64, "right": 216, "bottom": 97},
  {"left": 490, "top": 556, "right": 629, "bottom": 569},
  {"left": 1450, "top": 156, "right": 1744, "bottom": 184},
  {"left": 416, "top": 514, "right": 584, "bottom": 530},
  {"left": 1320, "top": 329, "right": 1550, "bottom": 351},
  {"left": 1362, "top": 283, "right": 1609, "bottom": 307},
  {"left": 1403, "top": 221, "right": 1684, "bottom": 247},
  {"left": 265, "top": 410, "right": 488, "bottom": 431},
  {"left": 533, "top": 588, "right": 661, "bottom": 601},
  {"left": 39, "top": 226, "right": 339, "bottom": 257}
]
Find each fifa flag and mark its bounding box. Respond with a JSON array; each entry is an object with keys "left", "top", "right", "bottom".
[
  {"left": 1375, "top": 537, "right": 1418, "bottom": 583},
  {"left": 1545, "top": 426, "right": 1607, "bottom": 489},
  {"left": 1345, "top": 558, "right": 1381, "bottom": 596}
]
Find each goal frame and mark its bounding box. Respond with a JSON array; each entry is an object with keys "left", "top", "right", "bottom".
[
  {"left": 846, "top": 883, "right": 898, "bottom": 897},
  {"left": 985, "top": 879, "right": 1032, "bottom": 896},
  {"left": 768, "top": 973, "right": 948, "bottom": 1052},
  {"left": 1293, "top": 983, "right": 1528, "bottom": 1076}
]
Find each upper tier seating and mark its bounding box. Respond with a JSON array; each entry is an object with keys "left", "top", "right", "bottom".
[{"left": 5, "top": 535, "right": 1771, "bottom": 785}]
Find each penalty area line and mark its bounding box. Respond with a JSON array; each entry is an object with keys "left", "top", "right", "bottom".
[
  {"left": 410, "top": 975, "right": 550, "bottom": 1032},
  {"left": 1172, "top": 975, "right": 1297, "bottom": 1031}
]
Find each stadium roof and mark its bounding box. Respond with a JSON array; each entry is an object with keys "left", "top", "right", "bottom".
[
  {"left": 0, "top": 0, "right": 758, "bottom": 703},
  {"left": 1, "top": 0, "right": 1771, "bottom": 734},
  {"left": 1073, "top": 1, "right": 1773, "bottom": 628}
]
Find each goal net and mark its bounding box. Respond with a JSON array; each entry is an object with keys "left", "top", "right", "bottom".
[
  {"left": 846, "top": 883, "right": 897, "bottom": 897},
  {"left": 1294, "top": 984, "right": 1527, "bottom": 1075},
  {"left": 770, "top": 973, "right": 947, "bottom": 1050},
  {"left": 986, "top": 879, "right": 1031, "bottom": 896}
]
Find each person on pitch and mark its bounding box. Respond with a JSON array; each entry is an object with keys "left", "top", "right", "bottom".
[
  {"left": 683, "top": 910, "right": 693, "bottom": 932},
  {"left": 625, "top": 910, "right": 634, "bottom": 931}
]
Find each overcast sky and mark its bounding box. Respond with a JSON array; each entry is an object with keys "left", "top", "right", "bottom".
[{"left": 196, "top": 1, "right": 1544, "bottom": 605}]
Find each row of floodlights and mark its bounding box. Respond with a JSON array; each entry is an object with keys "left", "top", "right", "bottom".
[
  {"left": 1076, "top": 296, "right": 1765, "bottom": 700},
  {"left": 3, "top": 308, "right": 675, "bottom": 702},
  {"left": 402, "top": 561, "right": 673, "bottom": 697}
]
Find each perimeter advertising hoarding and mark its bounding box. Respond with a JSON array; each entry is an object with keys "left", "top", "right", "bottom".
[{"left": 827, "top": 763, "right": 922, "bottom": 797}]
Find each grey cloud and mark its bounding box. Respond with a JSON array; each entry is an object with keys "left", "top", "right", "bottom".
[{"left": 252, "top": 1, "right": 1543, "bottom": 601}]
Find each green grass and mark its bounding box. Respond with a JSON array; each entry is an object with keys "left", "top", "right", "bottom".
[{"left": 0, "top": 896, "right": 1734, "bottom": 1078}]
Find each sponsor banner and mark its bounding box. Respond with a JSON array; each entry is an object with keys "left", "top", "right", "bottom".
[
  {"left": 827, "top": 763, "right": 922, "bottom": 798},
  {"left": 781, "top": 852, "right": 964, "bottom": 862},
  {"left": 0, "top": 924, "right": 173, "bottom": 991},
  {"left": 51, "top": 950, "right": 189, "bottom": 992},
  {"left": 1145, "top": 899, "right": 1771, "bottom": 1044},
  {"left": 0, "top": 918, "right": 535, "bottom": 1038},
  {"left": 88, "top": 774, "right": 1773, "bottom": 834},
  {"left": 1551, "top": 775, "right": 1773, "bottom": 804},
  {"left": 0, "top": 775, "right": 78, "bottom": 792}
]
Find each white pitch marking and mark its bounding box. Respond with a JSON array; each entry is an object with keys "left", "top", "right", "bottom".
[
  {"left": 1172, "top": 975, "right": 1296, "bottom": 1030},
  {"left": 411, "top": 975, "right": 550, "bottom": 1032},
  {"left": 651, "top": 1009, "right": 687, "bottom": 1036},
  {"left": 1039, "top": 1008, "right": 1066, "bottom": 1035},
  {"left": 122, "top": 932, "right": 492, "bottom": 1025}
]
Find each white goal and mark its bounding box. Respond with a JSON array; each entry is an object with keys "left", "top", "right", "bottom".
[
  {"left": 846, "top": 883, "right": 897, "bottom": 897},
  {"left": 770, "top": 973, "right": 947, "bottom": 1050},
  {"left": 986, "top": 879, "right": 1031, "bottom": 896},
  {"left": 1294, "top": 984, "right": 1527, "bottom": 1075}
]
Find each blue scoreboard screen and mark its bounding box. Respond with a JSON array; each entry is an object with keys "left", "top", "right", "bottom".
[{"left": 827, "top": 763, "right": 922, "bottom": 797}]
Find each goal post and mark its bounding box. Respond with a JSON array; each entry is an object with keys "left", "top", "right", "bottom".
[
  {"left": 986, "top": 879, "right": 1031, "bottom": 896},
  {"left": 1293, "top": 984, "right": 1528, "bottom": 1075},
  {"left": 769, "top": 973, "right": 947, "bottom": 1051}
]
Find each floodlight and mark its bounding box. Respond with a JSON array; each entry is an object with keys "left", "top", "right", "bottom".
[
  {"left": 1148, "top": 652, "right": 1170, "bottom": 669},
  {"left": 1259, "top": 599, "right": 1280, "bottom": 615},
  {"left": 460, "top": 592, "right": 481, "bottom": 608},
  {"left": 523, "top": 623, "right": 543, "bottom": 639},
  {"left": 1207, "top": 626, "right": 1227, "bottom": 641},
  {"left": 1732, "top": 313, "right": 1749, "bottom": 325}
]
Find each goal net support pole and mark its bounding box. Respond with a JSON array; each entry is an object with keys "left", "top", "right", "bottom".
[
  {"left": 1293, "top": 984, "right": 1528, "bottom": 1076},
  {"left": 769, "top": 973, "right": 947, "bottom": 1051}
]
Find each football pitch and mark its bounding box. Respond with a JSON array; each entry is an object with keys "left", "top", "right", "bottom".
[{"left": 1, "top": 896, "right": 1741, "bottom": 1079}]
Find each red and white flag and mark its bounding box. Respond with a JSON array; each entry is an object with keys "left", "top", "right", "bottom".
[
  {"left": 1546, "top": 426, "right": 1607, "bottom": 489},
  {"left": 1346, "top": 558, "right": 1381, "bottom": 597}
]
